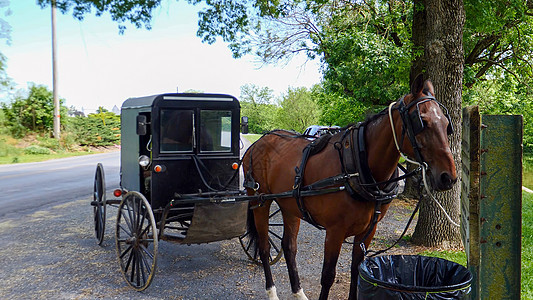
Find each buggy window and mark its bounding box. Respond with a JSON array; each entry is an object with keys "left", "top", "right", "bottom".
[
  {"left": 160, "top": 109, "right": 194, "bottom": 152},
  {"left": 200, "top": 110, "right": 232, "bottom": 152}
]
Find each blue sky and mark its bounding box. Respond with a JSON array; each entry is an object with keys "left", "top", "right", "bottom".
[{"left": 0, "top": 0, "right": 321, "bottom": 113}]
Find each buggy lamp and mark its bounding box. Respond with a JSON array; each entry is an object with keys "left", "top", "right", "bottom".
[
  {"left": 232, "top": 162, "right": 239, "bottom": 170},
  {"left": 138, "top": 155, "right": 151, "bottom": 167},
  {"left": 113, "top": 189, "right": 123, "bottom": 197},
  {"left": 154, "top": 165, "right": 165, "bottom": 173}
]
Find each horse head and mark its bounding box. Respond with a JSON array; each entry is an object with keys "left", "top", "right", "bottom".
[{"left": 400, "top": 75, "right": 457, "bottom": 191}]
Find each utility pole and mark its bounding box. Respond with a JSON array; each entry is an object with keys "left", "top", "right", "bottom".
[{"left": 51, "top": 0, "right": 60, "bottom": 139}]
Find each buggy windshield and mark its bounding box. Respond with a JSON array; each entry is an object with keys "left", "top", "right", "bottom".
[
  {"left": 159, "top": 109, "right": 232, "bottom": 153},
  {"left": 160, "top": 109, "right": 194, "bottom": 152},
  {"left": 200, "top": 110, "right": 232, "bottom": 152}
]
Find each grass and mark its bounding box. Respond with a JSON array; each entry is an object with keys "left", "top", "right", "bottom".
[
  {"left": 524, "top": 155, "right": 533, "bottom": 189},
  {"left": 242, "top": 133, "right": 262, "bottom": 144},
  {"left": 0, "top": 133, "right": 116, "bottom": 165},
  {"left": 417, "top": 249, "right": 467, "bottom": 266},
  {"left": 0, "top": 150, "right": 104, "bottom": 164},
  {"left": 523, "top": 191, "right": 533, "bottom": 298}
]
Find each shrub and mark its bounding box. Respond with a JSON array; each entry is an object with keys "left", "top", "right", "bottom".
[
  {"left": 69, "top": 114, "right": 121, "bottom": 147},
  {"left": 24, "top": 145, "right": 51, "bottom": 155}
]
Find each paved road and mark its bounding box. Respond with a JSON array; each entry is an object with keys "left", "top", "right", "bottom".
[{"left": 0, "top": 151, "right": 120, "bottom": 219}]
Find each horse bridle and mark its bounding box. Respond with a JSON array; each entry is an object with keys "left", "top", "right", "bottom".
[
  {"left": 388, "top": 94, "right": 461, "bottom": 228},
  {"left": 394, "top": 93, "right": 453, "bottom": 165}
]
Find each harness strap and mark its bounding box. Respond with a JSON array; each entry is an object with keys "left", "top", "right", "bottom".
[{"left": 293, "top": 140, "right": 326, "bottom": 230}]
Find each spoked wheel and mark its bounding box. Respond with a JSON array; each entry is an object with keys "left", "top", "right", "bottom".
[
  {"left": 239, "top": 201, "right": 283, "bottom": 265},
  {"left": 115, "top": 191, "right": 158, "bottom": 291},
  {"left": 93, "top": 163, "right": 106, "bottom": 245}
]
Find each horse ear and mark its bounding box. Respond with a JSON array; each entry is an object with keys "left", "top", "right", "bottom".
[{"left": 410, "top": 74, "right": 425, "bottom": 96}]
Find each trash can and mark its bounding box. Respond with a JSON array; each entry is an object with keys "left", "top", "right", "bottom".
[{"left": 358, "top": 255, "right": 472, "bottom": 300}]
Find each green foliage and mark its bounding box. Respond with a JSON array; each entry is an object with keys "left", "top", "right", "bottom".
[
  {"left": 463, "top": 0, "right": 533, "bottom": 89},
  {"left": 239, "top": 84, "right": 279, "bottom": 133},
  {"left": 68, "top": 112, "right": 121, "bottom": 146},
  {"left": 0, "top": 52, "right": 12, "bottom": 92},
  {"left": 522, "top": 191, "right": 533, "bottom": 297},
  {"left": 1, "top": 84, "right": 68, "bottom": 137},
  {"left": 276, "top": 87, "right": 320, "bottom": 132},
  {"left": 417, "top": 250, "right": 467, "bottom": 267},
  {"left": 37, "top": 0, "right": 162, "bottom": 33},
  {"left": 313, "top": 85, "right": 373, "bottom": 127},
  {"left": 463, "top": 77, "right": 533, "bottom": 154},
  {"left": 320, "top": 3, "right": 412, "bottom": 107},
  {"left": 24, "top": 145, "right": 51, "bottom": 155}
]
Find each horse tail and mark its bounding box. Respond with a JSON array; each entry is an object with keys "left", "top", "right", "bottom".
[{"left": 245, "top": 204, "right": 260, "bottom": 258}]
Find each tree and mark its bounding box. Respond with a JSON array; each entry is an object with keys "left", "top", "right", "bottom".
[
  {"left": 276, "top": 87, "right": 319, "bottom": 132},
  {"left": 409, "top": 0, "right": 465, "bottom": 248},
  {"left": 1, "top": 84, "right": 67, "bottom": 137},
  {"left": 0, "top": 0, "right": 12, "bottom": 95},
  {"left": 239, "top": 84, "right": 278, "bottom": 134},
  {"left": 0, "top": 0, "right": 11, "bottom": 44}
]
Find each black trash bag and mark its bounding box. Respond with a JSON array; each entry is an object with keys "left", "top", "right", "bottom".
[{"left": 358, "top": 255, "right": 472, "bottom": 300}]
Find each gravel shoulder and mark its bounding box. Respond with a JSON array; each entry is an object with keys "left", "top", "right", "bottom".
[{"left": 0, "top": 196, "right": 428, "bottom": 300}]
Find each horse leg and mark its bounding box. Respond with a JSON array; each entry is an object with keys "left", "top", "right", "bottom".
[
  {"left": 254, "top": 201, "right": 279, "bottom": 300},
  {"left": 348, "top": 228, "right": 377, "bottom": 300},
  {"left": 318, "top": 230, "right": 345, "bottom": 300},
  {"left": 281, "top": 214, "right": 308, "bottom": 299}
]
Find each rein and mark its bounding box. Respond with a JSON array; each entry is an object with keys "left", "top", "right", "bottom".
[{"left": 389, "top": 100, "right": 460, "bottom": 228}]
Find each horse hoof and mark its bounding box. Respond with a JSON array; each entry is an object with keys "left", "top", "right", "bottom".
[
  {"left": 292, "top": 289, "right": 308, "bottom": 300},
  {"left": 266, "top": 286, "right": 280, "bottom": 300}
]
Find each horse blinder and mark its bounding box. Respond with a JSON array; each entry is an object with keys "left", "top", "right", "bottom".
[{"left": 408, "top": 101, "right": 453, "bottom": 136}]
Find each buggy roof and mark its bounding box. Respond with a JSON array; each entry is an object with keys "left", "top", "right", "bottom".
[{"left": 121, "top": 93, "right": 239, "bottom": 111}]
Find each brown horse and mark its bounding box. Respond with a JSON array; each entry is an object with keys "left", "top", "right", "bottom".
[{"left": 242, "top": 75, "right": 457, "bottom": 300}]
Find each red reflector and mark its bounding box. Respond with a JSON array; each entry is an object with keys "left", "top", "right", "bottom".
[
  {"left": 154, "top": 165, "right": 162, "bottom": 173},
  {"left": 232, "top": 162, "right": 239, "bottom": 170},
  {"left": 113, "top": 189, "right": 122, "bottom": 197}
]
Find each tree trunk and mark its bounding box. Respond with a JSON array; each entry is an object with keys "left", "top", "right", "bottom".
[
  {"left": 410, "top": 0, "right": 465, "bottom": 248},
  {"left": 402, "top": 0, "right": 427, "bottom": 199}
]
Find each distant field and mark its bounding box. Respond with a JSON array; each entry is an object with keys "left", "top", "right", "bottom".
[{"left": 242, "top": 134, "right": 262, "bottom": 144}]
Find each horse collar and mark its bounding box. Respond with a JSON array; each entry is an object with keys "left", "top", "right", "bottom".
[{"left": 339, "top": 124, "right": 399, "bottom": 203}]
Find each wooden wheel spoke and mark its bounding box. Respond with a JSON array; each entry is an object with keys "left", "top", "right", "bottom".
[
  {"left": 244, "top": 238, "right": 254, "bottom": 252},
  {"left": 130, "top": 251, "right": 137, "bottom": 284},
  {"left": 139, "top": 221, "right": 151, "bottom": 237},
  {"left": 269, "top": 208, "right": 281, "bottom": 218},
  {"left": 119, "top": 245, "right": 133, "bottom": 259},
  {"left": 139, "top": 244, "right": 155, "bottom": 261},
  {"left": 123, "top": 204, "right": 134, "bottom": 233},
  {"left": 135, "top": 251, "right": 142, "bottom": 286},
  {"left": 118, "top": 223, "right": 133, "bottom": 237},
  {"left": 268, "top": 236, "right": 280, "bottom": 253},
  {"left": 124, "top": 247, "right": 134, "bottom": 276},
  {"left": 268, "top": 229, "right": 282, "bottom": 241}
]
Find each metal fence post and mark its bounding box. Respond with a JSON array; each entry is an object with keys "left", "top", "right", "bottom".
[{"left": 461, "top": 107, "right": 522, "bottom": 299}]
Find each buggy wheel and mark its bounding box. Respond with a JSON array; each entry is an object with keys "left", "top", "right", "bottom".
[
  {"left": 239, "top": 201, "right": 283, "bottom": 265},
  {"left": 115, "top": 191, "right": 158, "bottom": 291},
  {"left": 93, "top": 163, "right": 106, "bottom": 245}
]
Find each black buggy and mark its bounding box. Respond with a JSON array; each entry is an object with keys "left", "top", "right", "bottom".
[{"left": 91, "top": 93, "right": 282, "bottom": 290}]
